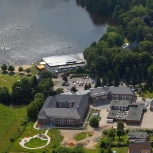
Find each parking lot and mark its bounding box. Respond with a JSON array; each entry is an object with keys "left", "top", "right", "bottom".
[{"left": 54, "top": 75, "right": 95, "bottom": 92}]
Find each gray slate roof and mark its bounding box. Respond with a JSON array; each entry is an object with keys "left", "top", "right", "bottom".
[
  {"left": 110, "top": 100, "right": 129, "bottom": 107},
  {"left": 38, "top": 94, "right": 89, "bottom": 119},
  {"left": 110, "top": 86, "right": 134, "bottom": 95},
  {"left": 126, "top": 104, "right": 144, "bottom": 121},
  {"left": 128, "top": 132, "right": 147, "bottom": 143},
  {"left": 90, "top": 87, "right": 109, "bottom": 97},
  {"left": 107, "top": 109, "right": 127, "bottom": 120},
  {"left": 61, "top": 90, "right": 90, "bottom": 96}
]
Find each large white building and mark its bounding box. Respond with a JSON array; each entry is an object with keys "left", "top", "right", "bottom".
[{"left": 41, "top": 53, "right": 86, "bottom": 73}]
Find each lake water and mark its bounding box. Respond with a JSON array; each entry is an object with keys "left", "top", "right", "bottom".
[{"left": 0, "top": 0, "right": 115, "bottom": 65}]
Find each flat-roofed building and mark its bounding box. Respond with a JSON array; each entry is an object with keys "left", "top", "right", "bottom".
[
  {"left": 128, "top": 132, "right": 147, "bottom": 143},
  {"left": 126, "top": 104, "right": 144, "bottom": 125},
  {"left": 110, "top": 100, "right": 130, "bottom": 111},
  {"left": 42, "top": 53, "right": 86, "bottom": 73},
  {"left": 109, "top": 86, "right": 135, "bottom": 101},
  {"left": 89, "top": 87, "right": 110, "bottom": 103}
]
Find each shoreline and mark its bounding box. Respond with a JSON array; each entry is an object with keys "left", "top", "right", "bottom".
[{"left": 14, "top": 64, "right": 33, "bottom": 73}]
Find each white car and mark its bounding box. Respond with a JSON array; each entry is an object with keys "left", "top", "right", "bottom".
[{"left": 76, "top": 81, "right": 79, "bottom": 84}]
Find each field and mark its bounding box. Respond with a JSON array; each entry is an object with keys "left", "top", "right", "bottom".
[
  {"left": 112, "top": 147, "right": 128, "bottom": 153},
  {"left": 0, "top": 64, "right": 39, "bottom": 91},
  {"left": 25, "top": 137, "right": 47, "bottom": 148},
  {"left": 75, "top": 132, "right": 87, "bottom": 141},
  {"left": 10, "top": 128, "right": 63, "bottom": 153},
  {"left": 0, "top": 104, "right": 27, "bottom": 153}
]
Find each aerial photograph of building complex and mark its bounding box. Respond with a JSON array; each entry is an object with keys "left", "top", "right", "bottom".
[{"left": 0, "top": 0, "right": 153, "bottom": 153}]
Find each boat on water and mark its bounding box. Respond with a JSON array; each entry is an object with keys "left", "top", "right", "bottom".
[{"left": 16, "top": 28, "right": 19, "bottom": 30}]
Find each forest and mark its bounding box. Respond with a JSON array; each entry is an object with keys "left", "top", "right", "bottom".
[{"left": 76, "top": 0, "right": 153, "bottom": 87}]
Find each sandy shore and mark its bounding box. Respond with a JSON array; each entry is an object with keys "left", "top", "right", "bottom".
[{"left": 14, "top": 64, "right": 33, "bottom": 73}]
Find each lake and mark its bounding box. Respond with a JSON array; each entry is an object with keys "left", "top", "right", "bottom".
[{"left": 0, "top": 0, "right": 115, "bottom": 65}]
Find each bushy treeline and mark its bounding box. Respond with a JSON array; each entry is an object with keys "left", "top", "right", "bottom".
[
  {"left": 0, "top": 70, "right": 53, "bottom": 105},
  {"left": 76, "top": 0, "right": 153, "bottom": 87}
]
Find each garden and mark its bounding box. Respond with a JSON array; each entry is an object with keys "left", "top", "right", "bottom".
[{"left": 24, "top": 136, "right": 48, "bottom": 148}]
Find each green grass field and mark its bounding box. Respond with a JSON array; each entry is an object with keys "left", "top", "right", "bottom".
[
  {"left": 0, "top": 104, "right": 27, "bottom": 153},
  {"left": 25, "top": 137, "right": 47, "bottom": 148},
  {"left": 112, "top": 147, "right": 128, "bottom": 153},
  {"left": 0, "top": 64, "right": 39, "bottom": 91},
  {"left": 75, "top": 132, "right": 87, "bottom": 141},
  {"left": 0, "top": 73, "right": 30, "bottom": 91},
  {"left": 10, "top": 128, "right": 63, "bottom": 153}
]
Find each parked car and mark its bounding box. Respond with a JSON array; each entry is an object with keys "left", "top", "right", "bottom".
[
  {"left": 76, "top": 81, "right": 79, "bottom": 84},
  {"left": 86, "top": 76, "right": 89, "bottom": 79}
]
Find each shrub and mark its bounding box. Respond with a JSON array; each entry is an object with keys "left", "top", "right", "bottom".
[
  {"left": 103, "top": 129, "right": 108, "bottom": 135},
  {"left": 10, "top": 138, "right": 14, "bottom": 142}
]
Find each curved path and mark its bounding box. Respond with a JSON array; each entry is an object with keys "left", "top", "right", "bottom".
[{"left": 19, "top": 134, "right": 50, "bottom": 149}]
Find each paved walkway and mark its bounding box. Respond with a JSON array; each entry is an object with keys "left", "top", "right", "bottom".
[
  {"left": 19, "top": 134, "right": 50, "bottom": 149},
  {"left": 19, "top": 121, "right": 51, "bottom": 149}
]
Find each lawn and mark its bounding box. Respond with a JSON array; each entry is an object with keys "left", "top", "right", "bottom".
[
  {"left": 25, "top": 137, "right": 47, "bottom": 148},
  {"left": 0, "top": 72, "right": 30, "bottom": 91},
  {"left": 0, "top": 104, "right": 27, "bottom": 153},
  {"left": 10, "top": 128, "right": 63, "bottom": 153},
  {"left": 85, "top": 148, "right": 101, "bottom": 153},
  {"left": 0, "top": 64, "right": 40, "bottom": 91},
  {"left": 112, "top": 147, "right": 128, "bottom": 153},
  {"left": 75, "top": 132, "right": 87, "bottom": 141}
]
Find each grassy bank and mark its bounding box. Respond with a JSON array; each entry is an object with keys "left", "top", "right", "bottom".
[
  {"left": 0, "top": 104, "right": 27, "bottom": 153},
  {"left": 0, "top": 64, "right": 39, "bottom": 91}
]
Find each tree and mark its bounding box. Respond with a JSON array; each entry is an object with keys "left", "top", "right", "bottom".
[
  {"left": 1, "top": 64, "right": 7, "bottom": 72},
  {"left": 107, "top": 70, "right": 113, "bottom": 86},
  {"left": 39, "top": 70, "right": 52, "bottom": 79},
  {"left": 100, "top": 140, "right": 107, "bottom": 149},
  {"left": 132, "top": 65, "right": 138, "bottom": 87},
  {"left": 138, "top": 64, "right": 143, "bottom": 85},
  {"left": 8, "top": 65, "right": 15, "bottom": 73},
  {"left": 108, "top": 129, "right": 115, "bottom": 138},
  {"left": 73, "top": 146, "right": 85, "bottom": 153},
  {"left": 117, "top": 129, "right": 122, "bottom": 138},
  {"left": 30, "top": 76, "right": 38, "bottom": 89},
  {"left": 63, "top": 75, "right": 68, "bottom": 82},
  {"left": 95, "top": 76, "right": 101, "bottom": 88},
  {"left": 18, "top": 67, "right": 23, "bottom": 73},
  {"left": 89, "top": 62, "right": 97, "bottom": 77},
  {"left": 104, "top": 147, "right": 112, "bottom": 153},
  {"left": 114, "top": 67, "right": 120, "bottom": 86},
  {"left": 89, "top": 117, "right": 99, "bottom": 128},
  {"left": 27, "top": 101, "right": 39, "bottom": 120},
  {"left": 56, "top": 88, "right": 63, "bottom": 94},
  {"left": 0, "top": 87, "right": 10, "bottom": 104},
  {"left": 70, "top": 86, "right": 77, "bottom": 93},
  {"left": 146, "top": 74, "right": 152, "bottom": 87},
  {"left": 117, "top": 121, "right": 124, "bottom": 131},
  {"left": 125, "top": 67, "right": 131, "bottom": 86},
  {"left": 34, "top": 93, "right": 45, "bottom": 101},
  {"left": 143, "top": 63, "right": 148, "bottom": 81},
  {"left": 102, "top": 75, "right": 107, "bottom": 86},
  {"left": 12, "top": 78, "right": 33, "bottom": 102},
  {"left": 26, "top": 68, "right": 31, "bottom": 74}
]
